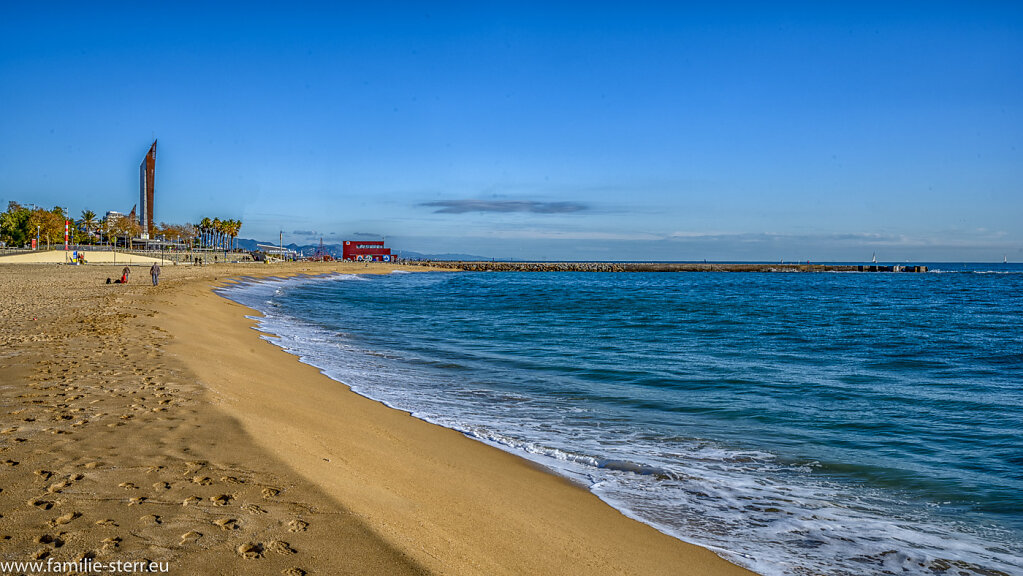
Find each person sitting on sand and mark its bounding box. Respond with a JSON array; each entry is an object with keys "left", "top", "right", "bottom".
[{"left": 121, "top": 266, "right": 130, "bottom": 284}]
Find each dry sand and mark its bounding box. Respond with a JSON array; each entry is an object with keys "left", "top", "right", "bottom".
[
  {"left": 0, "top": 250, "right": 165, "bottom": 265},
  {"left": 0, "top": 262, "right": 755, "bottom": 575}
]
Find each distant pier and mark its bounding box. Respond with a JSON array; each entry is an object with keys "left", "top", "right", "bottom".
[{"left": 408, "top": 261, "right": 928, "bottom": 273}]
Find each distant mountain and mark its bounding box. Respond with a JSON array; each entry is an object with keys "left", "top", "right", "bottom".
[
  {"left": 234, "top": 238, "right": 499, "bottom": 261},
  {"left": 235, "top": 238, "right": 262, "bottom": 251},
  {"left": 234, "top": 238, "right": 341, "bottom": 257}
]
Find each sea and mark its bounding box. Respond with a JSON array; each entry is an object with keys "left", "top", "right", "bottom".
[{"left": 219, "top": 264, "right": 1023, "bottom": 576}]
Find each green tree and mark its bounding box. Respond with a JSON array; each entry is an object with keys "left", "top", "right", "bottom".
[
  {"left": 0, "top": 202, "right": 32, "bottom": 246},
  {"left": 199, "top": 217, "right": 212, "bottom": 249},
  {"left": 98, "top": 216, "right": 110, "bottom": 245},
  {"left": 110, "top": 214, "right": 140, "bottom": 248},
  {"left": 225, "top": 219, "right": 241, "bottom": 251},
  {"left": 27, "top": 207, "right": 64, "bottom": 249},
  {"left": 212, "top": 217, "right": 222, "bottom": 250},
  {"left": 80, "top": 209, "right": 97, "bottom": 244}
]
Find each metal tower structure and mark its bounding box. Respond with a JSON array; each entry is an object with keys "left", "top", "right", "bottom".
[{"left": 139, "top": 139, "right": 157, "bottom": 239}]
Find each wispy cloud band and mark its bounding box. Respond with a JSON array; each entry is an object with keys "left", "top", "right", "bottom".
[{"left": 421, "top": 200, "right": 588, "bottom": 214}]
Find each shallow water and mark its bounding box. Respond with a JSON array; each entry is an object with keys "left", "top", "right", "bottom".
[{"left": 221, "top": 266, "right": 1023, "bottom": 576}]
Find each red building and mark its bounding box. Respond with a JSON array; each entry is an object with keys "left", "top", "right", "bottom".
[{"left": 342, "top": 240, "right": 393, "bottom": 262}]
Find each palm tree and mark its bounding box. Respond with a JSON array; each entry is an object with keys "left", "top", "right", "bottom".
[
  {"left": 199, "top": 217, "right": 212, "bottom": 249},
  {"left": 212, "top": 218, "right": 222, "bottom": 251},
  {"left": 223, "top": 219, "right": 233, "bottom": 251},
  {"left": 228, "top": 219, "right": 242, "bottom": 252},
  {"left": 80, "top": 210, "right": 97, "bottom": 244}
]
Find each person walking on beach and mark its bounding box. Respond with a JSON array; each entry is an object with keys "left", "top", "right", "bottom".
[{"left": 150, "top": 262, "right": 161, "bottom": 286}]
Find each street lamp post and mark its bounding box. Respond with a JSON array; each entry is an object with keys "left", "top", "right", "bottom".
[{"left": 36, "top": 225, "right": 40, "bottom": 250}]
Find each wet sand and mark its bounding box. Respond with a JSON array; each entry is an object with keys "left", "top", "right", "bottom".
[{"left": 0, "top": 262, "right": 754, "bottom": 575}]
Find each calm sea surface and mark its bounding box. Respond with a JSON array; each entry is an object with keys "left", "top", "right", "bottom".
[{"left": 221, "top": 265, "right": 1023, "bottom": 576}]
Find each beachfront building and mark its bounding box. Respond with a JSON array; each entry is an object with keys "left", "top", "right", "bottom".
[
  {"left": 139, "top": 139, "right": 157, "bottom": 239},
  {"left": 342, "top": 240, "right": 393, "bottom": 262},
  {"left": 256, "top": 243, "right": 299, "bottom": 262}
]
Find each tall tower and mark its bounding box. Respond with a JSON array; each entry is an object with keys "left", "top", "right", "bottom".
[{"left": 139, "top": 139, "right": 157, "bottom": 239}]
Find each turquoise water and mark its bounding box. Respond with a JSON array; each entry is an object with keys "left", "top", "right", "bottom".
[{"left": 222, "top": 266, "right": 1023, "bottom": 576}]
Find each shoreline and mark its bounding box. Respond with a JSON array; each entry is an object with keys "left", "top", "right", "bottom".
[
  {"left": 174, "top": 267, "right": 756, "bottom": 575},
  {"left": 407, "top": 261, "right": 929, "bottom": 273},
  {"left": 0, "top": 262, "right": 754, "bottom": 575}
]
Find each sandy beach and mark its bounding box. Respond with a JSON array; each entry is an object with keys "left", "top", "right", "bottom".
[{"left": 0, "top": 261, "right": 753, "bottom": 575}]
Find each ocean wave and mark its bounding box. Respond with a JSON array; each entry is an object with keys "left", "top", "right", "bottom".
[{"left": 218, "top": 273, "right": 1023, "bottom": 576}]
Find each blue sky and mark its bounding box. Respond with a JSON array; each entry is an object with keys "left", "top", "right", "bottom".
[{"left": 1, "top": 2, "right": 1020, "bottom": 261}]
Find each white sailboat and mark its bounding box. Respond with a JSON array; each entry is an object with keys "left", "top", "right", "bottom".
[{"left": 872, "top": 252, "right": 877, "bottom": 264}]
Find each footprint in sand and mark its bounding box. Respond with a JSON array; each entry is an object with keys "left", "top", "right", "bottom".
[
  {"left": 32, "top": 548, "right": 50, "bottom": 560},
  {"left": 191, "top": 476, "right": 213, "bottom": 486},
  {"left": 241, "top": 504, "right": 267, "bottom": 515},
  {"left": 100, "top": 537, "right": 121, "bottom": 551},
  {"left": 210, "top": 494, "right": 233, "bottom": 506},
  {"left": 46, "top": 480, "right": 70, "bottom": 494},
  {"left": 139, "top": 514, "right": 161, "bottom": 524},
  {"left": 152, "top": 482, "right": 171, "bottom": 490},
  {"left": 118, "top": 482, "right": 137, "bottom": 490},
  {"left": 287, "top": 520, "right": 308, "bottom": 533},
  {"left": 145, "top": 465, "right": 164, "bottom": 473},
  {"left": 1, "top": 427, "right": 17, "bottom": 434},
  {"left": 127, "top": 497, "right": 146, "bottom": 506},
  {"left": 28, "top": 499, "right": 54, "bottom": 511},
  {"left": 94, "top": 519, "right": 117, "bottom": 527},
  {"left": 261, "top": 487, "right": 280, "bottom": 499},
  {"left": 4, "top": 459, "right": 19, "bottom": 466},
  {"left": 49, "top": 511, "right": 80, "bottom": 526},
  {"left": 179, "top": 531, "right": 202, "bottom": 545},
  {"left": 266, "top": 540, "right": 297, "bottom": 555},
  {"left": 34, "top": 534, "right": 65, "bottom": 547},
  {"left": 236, "top": 542, "right": 263, "bottom": 559},
  {"left": 75, "top": 551, "right": 97, "bottom": 563},
  {"left": 213, "top": 518, "right": 239, "bottom": 531},
  {"left": 34, "top": 469, "right": 53, "bottom": 480},
  {"left": 282, "top": 569, "right": 307, "bottom": 576},
  {"left": 182, "top": 496, "right": 202, "bottom": 507}
]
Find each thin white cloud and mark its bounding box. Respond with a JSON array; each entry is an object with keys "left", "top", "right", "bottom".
[
  {"left": 478, "top": 229, "right": 662, "bottom": 241},
  {"left": 421, "top": 200, "right": 588, "bottom": 214}
]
